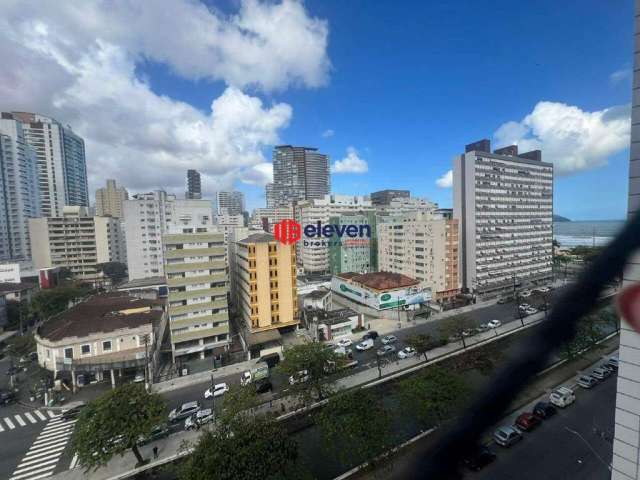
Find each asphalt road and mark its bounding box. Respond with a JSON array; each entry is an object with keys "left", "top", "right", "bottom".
[{"left": 470, "top": 370, "right": 616, "bottom": 480}]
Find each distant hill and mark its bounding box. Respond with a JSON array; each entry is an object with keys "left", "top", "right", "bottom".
[{"left": 553, "top": 214, "right": 571, "bottom": 222}]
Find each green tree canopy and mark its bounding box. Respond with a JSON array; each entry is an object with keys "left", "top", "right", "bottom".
[
  {"left": 70, "top": 383, "right": 166, "bottom": 470},
  {"left": 97, "top": 262, "right": 128, "bottom": 284},
  {"left": 438, "top": 314, "right": 475, "bottom": 348},
  {"left": 406, "top": 333, "right": 434, "bottom": 361},
  {"left": 30, "top": 286, "right": 89, "bottom": 321}
]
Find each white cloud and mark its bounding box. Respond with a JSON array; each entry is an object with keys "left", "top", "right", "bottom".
[
  {"left": 0, "top": 0, "right": 329, "bottom": 195},
  {"left": 331, "top": 147, "right": 368, "bottom": 174},
  {"left": 494, "top": 101, "right": 630, "bottom": 175},
  {"left": 610, "top": 68, "right": 631, "bottom": 85},
  {"left": 436, "top": 170, "right": 453, "bottom": 188},
  {"left": 239, "top": 162, "right": 274, "bottom": 186},
  {"left": 322, "top": 129, "right": 335, "bottom": 138}
]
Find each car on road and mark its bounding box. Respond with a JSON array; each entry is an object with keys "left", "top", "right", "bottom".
[
  {"left": 462, "top": 328, "right": 477, "bottom": 337},
  {"left": 519, "top": 303, "right": 531, "bottom": 310},
  {"left": 477, "top": 323, "right": 490, "bottom": 332},
  {"left": 168, "top": 401, "right": 201, "bottom": 423},
  {"left": 377, "top": 345, "right": 396, "bottom": 357},
  {"left": 524, "top": 307, "right": 538, "bottom": 316},
  {"left": 289, "top": 370, "right": 310, "bottom": 385},
  {"left": 185, "top": 408, "right": 214, "bottom": 430},
  {"left": 549, "top": 386, "right": 575, "bottom": 408},
  {"left": 577, "top": 375, "right": 598, "bottom": 389},
  {"left": 61, "top": 402, "right": 87, "bottom": 421},
  {"left": 519, "top": 290, "right": 532, "bottom": 298},
  {"left": 608, "top": 356, "right": 619, "bottom": 370},
  {"left": 536, "top": 286, "right": 551, "bottom": 293},
  {"left": 337, "top": 338, "right": 353, "bottom": 348},
  {"left": 362, "top": 330, "right": 379, "bottom": 341},
  {"left": 532, "top": 401, "right": 557, "bottom": 420},
  {"left": 256, "top": 381, "right": 273, "bottom": 394},
  {"left": 497, "top": 296, "right": 513, "bottom": 304},
  {"left": 356, "top": 339, "right": 374, "bottom": 351},
  {"left": 493, "top": 426, "right": 522, "bottom": 447},
  {"left": 204, "top": 383, "right": 229, "bottom": 399},
  {"left": 462, "top": 445, "right": 496, "bottom": 471},
  {"left": 487, "top": 319, "right": 502, "bottom": 328},
  {"left": 0, "top": 390, "right": 16, "bottom": 406},
  {"left": 381, "top": 335, "right": 398, "bottom": 345},
  {"left": 600, "top": 363, "right": 615, "bottom": 375},
  {"left": 515, "top": 412, "right": 541, "bottom": 431},
  {"left": 398, "top": 346, "right": 417, "bottom": 359},
  {"left": 138, "top": 424, "right": 170, "bottom": 445},
  {"left": 591, "top": 367, "right": 611, "bottom": 380}
]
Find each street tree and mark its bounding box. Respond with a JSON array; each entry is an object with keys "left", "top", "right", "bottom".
[
  {"left": 315, "top": 390, "right": 392, "bottom": 468},
  {"left": 218, "top": 383, "right": 259, "bottom": 424},
  {"left": 97, "top": 262, "right": 128, "bottom": 285},
  {"left": 398, "top": 365, "right": 470, "bottom": 427},
  {"left": 6, "top": 333, "right": 35, "bottom": 359},
  {"left": 278, "top": 341, "right": 341, "bottom": 404},
  {"left": 71, "top": 383, "right": 166, "bottom": 470},
  {"left": 406, "top": 333, "right": 433, "bottom": 361},
  {"left": 179, "top": 413, "right": 300, "bottom": 480},
  {"left": 30, "top": 286, "right": 89, "bottom": 322},
  {"left": 438, "top": 314, "right": 475, "bottom": 348}
]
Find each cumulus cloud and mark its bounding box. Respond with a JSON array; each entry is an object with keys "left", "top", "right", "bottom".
[
  {"left": 494, "top": 101, "right": 630, "bottom": 175},
  {"left": 239, "top": 162, "right": 274, "bottom": 186},
  {"left": 332, "top": 147, "right": 368, "bottom": 174},
  {"left": 436, "top": 170, "right": 453, "bottom": 188},
  {"left": 0, "top": 0, "right": 330, "bottom": 195},
  {"left": 610, "top": 68, "right": 631, "bottom": 85},
  {"left": 322, "top": 129, "right": 335, "bottom": 138}
]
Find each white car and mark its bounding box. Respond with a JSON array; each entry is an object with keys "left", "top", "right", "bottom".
[
  {"left": 289, "top": 370, "right": 310, "bottom": 385},
  {"left": 487, "top": 319, "right": 502, "bottom": 328},
  {"left": 185, "top": 408, "right": 214, "bottom": 430},
  {"left": 524, "top": 307, "right": 538, "bottom": 315},
  {"left": 536, "top": 286, "right": 551, "bottom": 293},
  {"left": 549, "top": 386, "right": 575, "bottom": 408},
  {"left": 355, "top": 339, "right": 374, "bottom": 351},
  {"left": 337, "top": 338, "right": 353, "bottom": 348},
  {"left": 204, "top": 383, "right": 229, "bottom": 399},
  {"left": 398, "top": 347, "right": 417, "bottom": 359},
  {"left": 519, "top": 291, "right": 532, "bottom": 298},
  {"left": 381, "top": 335, "right": 398, "bottom": 345}
]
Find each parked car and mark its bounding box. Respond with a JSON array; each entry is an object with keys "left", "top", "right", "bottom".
[
  {"left": 61, "top": 402, "right": 87, "bottom": 421},
  {"left": 204, "top": 383, "right": 229, "bottom": 399},
  {"left": 133, "top": 371, "right": 145, "bottom": 383},
  {"left": 537, "top": 286, "right": 551, "bottom": 293},
  {"left": 185, "top": 408, "right": 214, "bottom": 430},
  {"left": 398, "top": 346, "right": 417, "bottom": 359},
  {"left": 519, "top": 290, "right": 532, "bottom": 298},
  {"left": 256, "top": 381, "right": 273, "bottom": 394},
  {"left": 337, "top": 338, "right": 353, "bottom": 348},
  {"left": 356, "top": 339, "right": 374, "bottom": 351},
  {"left": 549, "top": 386, "right": 575, "bottom": 408},
  {"left": 493, "top": 426, "right": 522, "bottom": 447},
  {"left": 515, "top": 412, "right": 541, "bottom": 431},
  {"left": 577, "top": 375, "right": 598, "bottom": 389},
  {"left": 138, "top": 424, "right": 170, "bottom": 445},
  {"left": 377, "top": 345, "right": 396, "bottom": 357},
  {"left": 381, "top": 335, "right": 398, "bottom": 345},
  {"left": 487, "top": 319, "right": 502, "bottom": 329},
  {"left": 462, "top": 445, "right": 496, "bottom": 471},
  {"left": 497, "top": 296, "right": 513, "bottom": 304},
  {"left": 608, "top": 356, "right": 620, "bottom": 370},
  {"left": 600, "top": 363, "right": 615, "bottom": 375},
  {"left": 168, "top": 401, "right": 201, "bottom": 423},
  {"left": 0, "top": 390, "right": 15, "bottom": 406},
  {"left": 532, "top": 401, "right": 557, "bottom": 420},
  {"left": 519, "top": 303, "right": 531, "bottom": 310},
  {"left": 524, "top": 307, "right": 538, "bottom": 316},
  {"left": 363, "top": 331, "right": 379, "bottom": 341},
  {"left": 289, "top": 370, "right": 310, "bottom": 385},
  {"left": 462, "top": 328, "right": 476, "bottom": 337},
  {"left": 591, "top": 367, "right": 611, "bottom": 380}
]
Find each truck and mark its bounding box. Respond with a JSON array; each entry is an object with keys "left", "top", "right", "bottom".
[{"left": 240, "top": 362, "right": 269, "bottom": 386}]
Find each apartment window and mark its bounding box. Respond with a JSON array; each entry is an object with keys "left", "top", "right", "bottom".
[
  {"left": 102, "top": 340, "right": 112, "bottom": 352},
  {"left": 64, "top": 348, "right": 73, "bottom": 359},
  {"left": 81, "top": 344, "right": 91, "bottom": 355}
]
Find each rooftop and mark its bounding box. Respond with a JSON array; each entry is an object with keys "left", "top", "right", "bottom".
[
  {"left": 0, "top": 282, "right": 36, "bottom": 294},
  {"left": 307, "top": 307, "right": 358, "bottom": 325},
  {"left": 337, "top": 271, "right": 419, "bottom": 291},
  {"left": 239, "top": 233, "right": 276, "bottom": 244},
  {"left": 305, "top": 288, "right": 330, "bottom": 300},
  {"left": 38, "top": 293, "right": 162, "bottom": 342},
  {"left": 117, "top": 276, "right": 166, "bottom": 290}
]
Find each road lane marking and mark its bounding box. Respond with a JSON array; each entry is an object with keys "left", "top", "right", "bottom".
[
  {"left": 9, "top": 463, "right": 58, "bottom": 480},
  {"left": 17, "top": 452, "right": 63, "bottom": 469},
  {"left": 24, "top": 412, "right": 37, "bottom": 424},
  {"left": 46, "top": 410, "right": 57, "bottom": 418},
  {"left": 34, "top": 410, "right": 46, "bottom": 421},
  {"left": 14, "top": 415, "right": 26, "bottom": 427},
  {"left": 22, "top": 445, "right": 67, "bottom": 461},
  {"left": 0, "top": 422, "right": 4, "bottom": 432},
  {"left": 4, "top": 417, "right": 15, "bottom": 429},
  {"left": 69, "top": 454, "right": 78, "bottom": 469},
  {"left": 31, "top": 432, "right": 74, "bottom": 448}
]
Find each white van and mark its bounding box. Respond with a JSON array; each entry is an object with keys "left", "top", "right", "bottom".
[{"left": 549, "top": 386, "right": 575, "bottom": 408}]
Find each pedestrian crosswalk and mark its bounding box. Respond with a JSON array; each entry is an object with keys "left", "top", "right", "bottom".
[
  {"left": 0, "top": 409, "right": 56, "bottom": 433},
  {"left": 9, "top": 414, "right": 76, "bottom": 480}
]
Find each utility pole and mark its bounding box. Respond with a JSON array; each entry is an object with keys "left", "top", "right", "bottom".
[{"left": 142, "top": 333, "right": 150, "bottom": 392}]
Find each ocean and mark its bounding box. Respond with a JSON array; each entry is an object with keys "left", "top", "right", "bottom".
[{"left": 553, "top": 220, "right": 625, "bottom": 247}]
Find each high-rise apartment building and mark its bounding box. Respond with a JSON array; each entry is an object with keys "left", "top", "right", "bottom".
[
  {"left": 123, "top": 191, "right": 212, "bottom": 280},
  {"left": 236, "top": 233, "right": 298, "bottom": 333},
  {"left": 0, "top": 118, "right": 41, "bottom": 261},
  {"left": 1, "top": 112, "right": 89, "bottom": 216},
  {"left": 371, "top": 189, "right": 410, "bottom": 206},
  {"left": 95, "top": 179, "right": 128, "bottom": 218},
  {"left": 453, "top": 140, "right": 553, "bottom": 296},
  {"left": 186, "top": 170, "right": 202, "bottom": 200},
  {"left": 29, "top": 206, "right": 126, "bottom": 278},
  {"left": 328, "top": 212, "right": 378, "bottom": 274},
  {"left": 215, "top": 191, "right": 245, "bottom": 216},
  {"left": 296, "top": 195, "right": 374, "bottom": 274},
  {"left": 265, "top": 183, "right": 276, "bottom": 208},
  {"left": 377, "top": 210, "right": 460, "bottom": 301},
  {"left": 249, "top": 206, "right": 294, "bottom": 232},
  {"left": 376, "top": 196, "right": 438, "bottom": 216},
  {"left": 270, "top": 145, "right": 330, "bottom": 207},
  {"left": 163, "top": 226, "right": 230, "bottom": 361},
  {"left": 612, "top": 3, "right": 640, "bottom": 478}
]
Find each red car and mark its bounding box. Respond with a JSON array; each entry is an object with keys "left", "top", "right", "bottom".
[{"left": 515, "top": 412, "right": 541, "bottom": 431}]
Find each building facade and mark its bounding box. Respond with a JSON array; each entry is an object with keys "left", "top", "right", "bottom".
[
  {"left": 186, "top": 169, "right": 202, "bottom": 199},
  {"left": 328, "top": 211, "right": 378, "bottom": 275},
  {"left": 29, "top": 206, "right": 126, "bottom": 278},
  {"left": 163, "top": 226, "right": 230, "bottom": 361},
  {"left": 453, "top": 140, "right": 553, "bottom": 296},
  {"left": 377, "top": 210, "right": 460, "bottom": 301},
  {"left": 1, "top": 112, "right": 88, "bottom": 217},
  {"left": 95, "top": 179, "right": 128, "bottom": 218},
  {"left": 216, "top": 191, "right": 245, "bottom": 216},
  {"left": 0, "top": 117, "right": 41, "bottom": 261},
  {"left": 370, "top": 189, "right": 410, "bottom": 206},
  {"left": 296, "top": 195, "right": 374, "bottom": 274},
  {"left": 123, "top": 191, "right": 213, "bottom": 280},
  {"left": 236, "top": 233, "right": 298, "bottom": 333},
  {"left": 249, "top": 206, "right": 294, "bottom": 232},
  {"left": 270, "top": 145, "right": 330, "bottom": 207}
]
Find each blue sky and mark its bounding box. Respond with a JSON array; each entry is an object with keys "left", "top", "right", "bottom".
[{"left": 3, "top": 0, "right": 633, "bottom": 219}]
